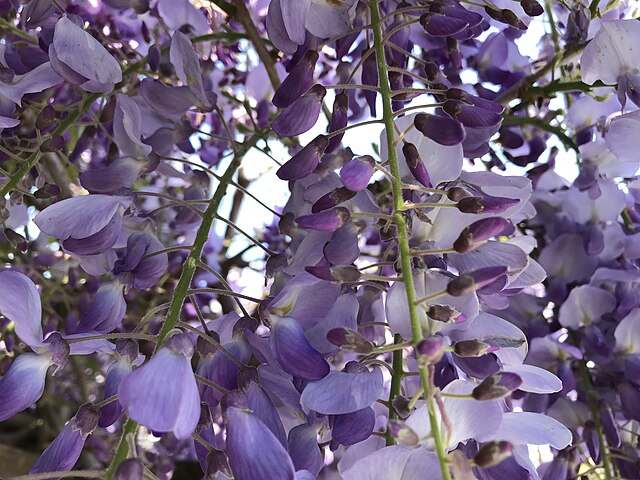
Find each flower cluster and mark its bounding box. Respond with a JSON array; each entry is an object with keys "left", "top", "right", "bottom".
[{"left": 0, "top": 0, "right": 639, "bottom": 479}]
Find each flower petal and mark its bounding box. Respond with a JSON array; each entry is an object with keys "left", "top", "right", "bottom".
[
  {"left": 0, "top": 270, "right": 43, "bottom": 347},
  {"left": 0, "top": 353, "right": 50, "bottom": 421},
  {"left": 493, "top": 412, "right": 572, "bottom": 449}
]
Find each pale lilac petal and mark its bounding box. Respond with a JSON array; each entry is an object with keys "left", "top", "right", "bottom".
[
  {"left": 52, "top": 16, "right": 122, "bottom": 91},
  {"left": 113, "top": 94, "right": 152, "bottom": 158},
  {"left": 558, "top": 285, "right": 616, "bottom": 329},
  {"left": 157, "top": 0, "right": 210, "bottom": 35},
  {"left": 342, "top": 445, "right": 442, "bottom": 480},
  {"left": 170, "top": 31, "right": 209, "bottom": 106},
  {"left": 0, "top": 353, "right": 50, "bottom": 421},
  {"left": 0, "top": 62, "right": 62, "bottom": 106},
  {"left": 34, "top": 194, "right": 131, "bottom": 240},
  {"left": 75, "top": 282, "right": 126, "bottom": 334},
  {"left": 226, "top": 402, "right": 295, "bottom": 480},
  {"left": 606, "top": 109, "right": 640, "bottom": 165},
  {"left": 615, "top": 308, "right": 640, "bottom": 354},
  {"left": 280, "top": 0, "right": 311, "bottom": 44},
  {"left": 493, "top": 412, "right": 572, "bottom": 449},
  {"left": 118, "top": 346, "right": 200, "bottom": 439},
  {"left": 0, "top": 270, "right": 43, "bottom": 347},
  {"left": 502, "top": 365, "right": 562, "bottom": 394},
  {"left": 288, "top": 424, "right": 323, "bottom": 475},
  {"left": 300, "top": 367, "right": 383, "bottom": 415},
  {"left": 305, "top": 0, "right": 358, "bottom": 39},
  {"left": 266, "top": 0, "right": 300, "bottom": 54}
]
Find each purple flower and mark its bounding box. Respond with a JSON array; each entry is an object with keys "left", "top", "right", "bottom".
[
  {"left": 118, "top": 333, "right": 200, "bottom": 439},
  {"left": 49, "top": 15, "right": 122, "bottom": 92},
  {"left": 272, "top": 84, "right": 326, "bottom": 137}
]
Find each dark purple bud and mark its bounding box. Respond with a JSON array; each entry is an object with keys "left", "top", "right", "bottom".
[
  {"left": 327, "top": 92, "right": 349, "bottom": 153},
  {"left": 474, "top": 441, "right": 514, "bottom": 468},
  {"left": 416, "top": 336, "right": 446, "bottom": 364},
  {"left": 148, "top": 45, "right": 160, "bottom": 72},
  {"left": 583, "top": 420, "right": 600, "bottom": 464},
  {"left": 449, "top": 266, "right": 508, "bottom": 297},
  {"left": 472, "top": 372, "right": 523, "bottom": 400},
  {"left": 414, "top": 113, "right": 466, "bottom": 146},
  {"left": 453, "top": 217, "right": 510, "bottom": 253},
  {"left": 270, "top": 316, "right": 330, "bottom": 381},
  {"left": 36, "top": 105, "right": 56, "bottom": 130},
  {"left": 273, "top": 50, "right": 319, "bottom": 108},
  {"left": 115, "top": 458, "right": 143, "bottom": 480},
  {"left": 305, "top": 264, "right": 362, "bottom": 283},
  {"left": 453, "top": 340, "right": 493, "bottom": 357},
  {"left": 443, "top": 99, "right": 463, "bottom": 116},
  {"left": 332, "top": 407, "right": 375, "bottom": 446},
  {"left": 388, "top": 419, "right": 420, "bottom": 446},
  {"left": 598, "top": 400, "right": 621, "bottom": 448},
  {"left": 276, "top": 135, "right": 329, "bottom": 181},
  {"left": 296, "top": 207, "right": 350, "bottom": 231},
  {"left": 74, "top": 403, "right": 100, "bottom": 437},
  {"left": 484, "top": 6, "right": 504, "bottom": 22},
  {"left": 4, "top": 228, "right": 28, "bottom": 252},
  {"left": 426, "top": 304, "right": 466, "bottom": 323},
  {"left": 424, "top": 62, "right": 441, "bottom": 81},
  {"left": 501, "top": 9, "right": 527, "bottom": 29},
  {"left": 312, "top": 187, "right": 357, "bottom": 213},
  {"left": 402, "top": 143, "right": 431, "bottom": 187},
  {"left": 520, "top": 0, "right": 544, "bottom": 16},
  {"left": 457, "top": 195, "right": 519, "bottom": 214},
  {"left": 362, "top": 52, "right": 378, "bottom": 117},
  {"left": 33, "top": 184, "right": 61, "bottom": 199},
  {"left": 266, "top": 253, "right": 288, "bottom": 278},
  {"left": 340, "top": 156, "right": 375, "bottom": 192},
  {"left": 326, "top": 327, "right": 374, "bottom": 354},
  {"left": 391, "top": 394, "right": 413, "bottom": 419},
  {"left": 447, "top": 186, "right": 472, "bottom": 201},
  {"left": 40, "top": 135, "right": 65, "bottom": 152},
  {"left": 272, "top": 84, "right": 326, "bottom": 137}
]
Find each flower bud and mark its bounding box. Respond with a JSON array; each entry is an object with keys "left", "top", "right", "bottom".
[
  {"left": 520, "top": 0, "right": 544, "bottom": 16},
  {"left": 40, "top": 135, "right": 64, "bottom": 152},
  {"left": 426, "top": 304, "right": 466, "bottom": 323},
  {"left": 326, "top": 327, "right": 374, "bottom": 354},
  {"left": 458, "top": 194, "right": 520, "bottom": 214},
  {"left": 472, "top": 372, "right": 522, "bottom": 400},
  {"left": 453, "top": 217, "right": 510, "bottom": 253},
  {"left": 447, "top": 266, "right": 508, "bottom": 297},
  {"left": 44, "top": 332, "right": 70, "bottom": 373},
  {"left": 447, "top": 186, "right": 472, "bottom": 201},
  {"left": 115, "top": 458, "right": 143, "bottom": 480},
  {"left": 453, "top": 340, "right": 492, "bottom": 357},
  {"left": 312, "top": 187, "right": 357, "bottom": 213},
  {"left": 414, "top": 113, "right": 466, "bottom": 146},
  {"left": 276, "top": 135, "right": 329, "bottom": 181},
  {"left": 296, "top": 207, "right": 350, "bottom": 231},
  {"left": 36, "top": 105, "right": 56, "bottom": 130},
  {"left": 266, "top": 253, "right": 288, "bottom": 278},
  {"left": 598, "top": 399, "right": 621, "bottom": 448},
  {"left": 392, "top": 394, "right": 413, "bottom": 419},
  {"left": 73, "top": 403, "right": 101, "bottom": 438},
  {"left": 328, "top": 92, "right": 349, "bottom": 153},
  {"left": 388, "top": 420, "right": 420, "bottom": 446},
  {"left": 501, "top": 9, "right": 527, "bottom": 29},
  {"left": 402, "top": 142, "right": 431, "bottom": 187},
  {"left": 305, "top": 264, "right": 361, "bottom": 283},
  {"left": 416, "top": 336, "right": 446, "bottom": 365},
  {"left": 474, "top": 441, "right": 514, "bottom": 468},
  {"left": 340, "top": 155, "right": 375, "bottom": 192},
  {"left": 4, "top": 228, "right": 28, "bottom": 252}
]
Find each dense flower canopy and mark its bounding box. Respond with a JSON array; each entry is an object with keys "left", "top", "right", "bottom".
[{"left": 0, "top": 0, "right": 640, "bottom": 479}]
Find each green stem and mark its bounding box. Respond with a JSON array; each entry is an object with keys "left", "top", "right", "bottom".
[
  {"left": 106, "top": 134, "right": 259, "bottom": 478},
  {"left": 370, "top": 2, "right": 451, "bottom": 478},
  {"left": 579, "top": 360, "right": 613, "bottom": 480},
  {"left": 386, "top": 334, "right": 404, "bottom": 445}
]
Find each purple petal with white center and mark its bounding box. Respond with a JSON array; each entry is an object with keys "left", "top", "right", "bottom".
[
  {"left": 280, "top": 0, "right": 311, "bottom": 44},
  {"left": 288, "top": 424, "right": 323, "bottom": 475},
  {"left": 492, "top": 412, "right": 572, "bottom": 449},
  {"left": 75, "top": 282, "right": 126, "bottom": 334},
  {"left": 558, "top": 285, "right": 616, "bottom": 329},
  {"left": 170, "top": 31, "right": 209, "bottom": 106},
  {"left": 51, "top": 16, "right": 122, "bottom": 91},
  {"left": 305, "top": 0, "right": 358, "bottom": 39},
  {"left": 113, "top": 94, "right": 152, "bottom": 158},
  {"left": 332, "top": 407, "right": 375, "bottom": 445},
  {"left": 0, "top": 270, "right": 43, "bottom": 347},
  {"left": 0, "top": 353, "right": 50, "bottom": 421},
  {"left": 0, "top": 62, "right": 62, "bottom": 106},
  {"left": 342, "top": 445, "right": 442, "bottom": 480},
  {"left": 118, "top": 339, "right": 200, "bottom": 439},
  {"left": 501, "top": 365, "right": 562, "bottom": 394},
  {"left": 406, "top": 380, "right": 503, "bottom": 449},
  {"left": 614, "top": 308, "right": 640, "bottom": 354},
  {"left": 157, "top": 0, "right": 210, "bottom": 35},
  {"left": 272, "top": 85, "right": 325, "bottom": 137},
  {"left": 35, "top": 194, "right": 132, "bottom": 241},
  {"left": 300, "top": 366, "right": 383, "bottom": 415},
  {"left": 246, "top": 381, "right": 287, "bottom": 446},
  {"left": 269, "top": 316, "right": 330, "bottom": 380},
  {"left": 225, "top": 402, "right": 295, "bottom": 480}
]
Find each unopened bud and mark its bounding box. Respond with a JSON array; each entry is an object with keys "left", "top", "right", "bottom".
[
  {"left": 40, "top": 135, "right": 64, "bottom": 152},
  {"left": 447, "top": 186, "right": 472, "bottom": 202},
  {"left": 453, "top": 339, "right": 492, "bottom": 357},
  {"left": 474, "top": 441, "right": 514, "bottom": 468},
  {"left": 426, "top": 304, "right": 466, "bottom": 323},
  {"left": 73, "top": 403, "right": 100, "bottom": 438},
  {"left": 388, "top": 420, "right": 420, "bottom": 446},
  {"left": 4, "top": 228, "right": 28, "bottom": 252},
  {"left": 472, "top": 372, "right": 522, "bottom": 400},
  {"left": 326, "top": 327, "right": 373, "bottom": 354},
  {"left": 44, "top": 331, "right": 70, "bottom": 373},
  {"left": 520, "top": 0, "right": 544, "bottom": 16},
  {"left": 416, "top": 336, "right": 446, "bottom": 365}
]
